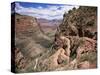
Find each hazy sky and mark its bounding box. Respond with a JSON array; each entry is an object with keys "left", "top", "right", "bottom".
[{"left": 12, "top": 2, "right": 79, "bottom": 20}]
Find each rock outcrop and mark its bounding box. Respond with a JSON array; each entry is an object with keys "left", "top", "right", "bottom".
[
  {"left": 54, "top": 6, "right": 97, "bottom": 70},
  {"left": 58, "top": 6, "right": 97, "bottom": 39}
]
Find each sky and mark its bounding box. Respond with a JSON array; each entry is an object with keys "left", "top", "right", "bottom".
[{"left": 12, "top": 2, "right": 79, "bottom": 20}]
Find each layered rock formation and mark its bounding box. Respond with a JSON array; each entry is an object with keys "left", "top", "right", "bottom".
[
  {"left": 12, "top": 13, "right": 53, "bottom": 72},
  {"left": 15, "top": 13, "right": 52, "bottom": 58}
]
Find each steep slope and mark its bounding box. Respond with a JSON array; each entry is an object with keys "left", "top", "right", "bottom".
[
  {"left": 12, "top": 13, "right": 53, "bottom": 72},
  {"left": 59, "top": 6, "right": 97, "bottom": 39},
  {"left": 53, "top": 6, "right": 97, "bottom": 70},
  {"left": 14, "top": 13, "right": 52, "bottom": 58}
]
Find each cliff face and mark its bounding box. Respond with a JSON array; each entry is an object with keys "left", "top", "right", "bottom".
[
  {"left": 12, "top": 14, "right": 54, "bottom": 72},
  {"left": 15, "top": 13, "right": 53, "bottom": 57},
  {"left": 53, "top": 6, "right": 97, "bottom": 70},
  {"left": 58, "top": 6, "right": 97, "bottom": 39},
  {"left": 15, "top": 13, "right": 43, "bottom": 37}
]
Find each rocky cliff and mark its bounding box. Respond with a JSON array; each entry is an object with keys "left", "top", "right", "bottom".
[
  {"left": 53, "top": 6, "right": 97, "bottom": 70},
  {"left": 14, "top": 13, "right": 52, "bottom": 58},
  {"left": 12, "top": 13, "right": 53, "bottom": 72},
  {"left": 58, "top": 6, "right": 97, "bottom": 39}
]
